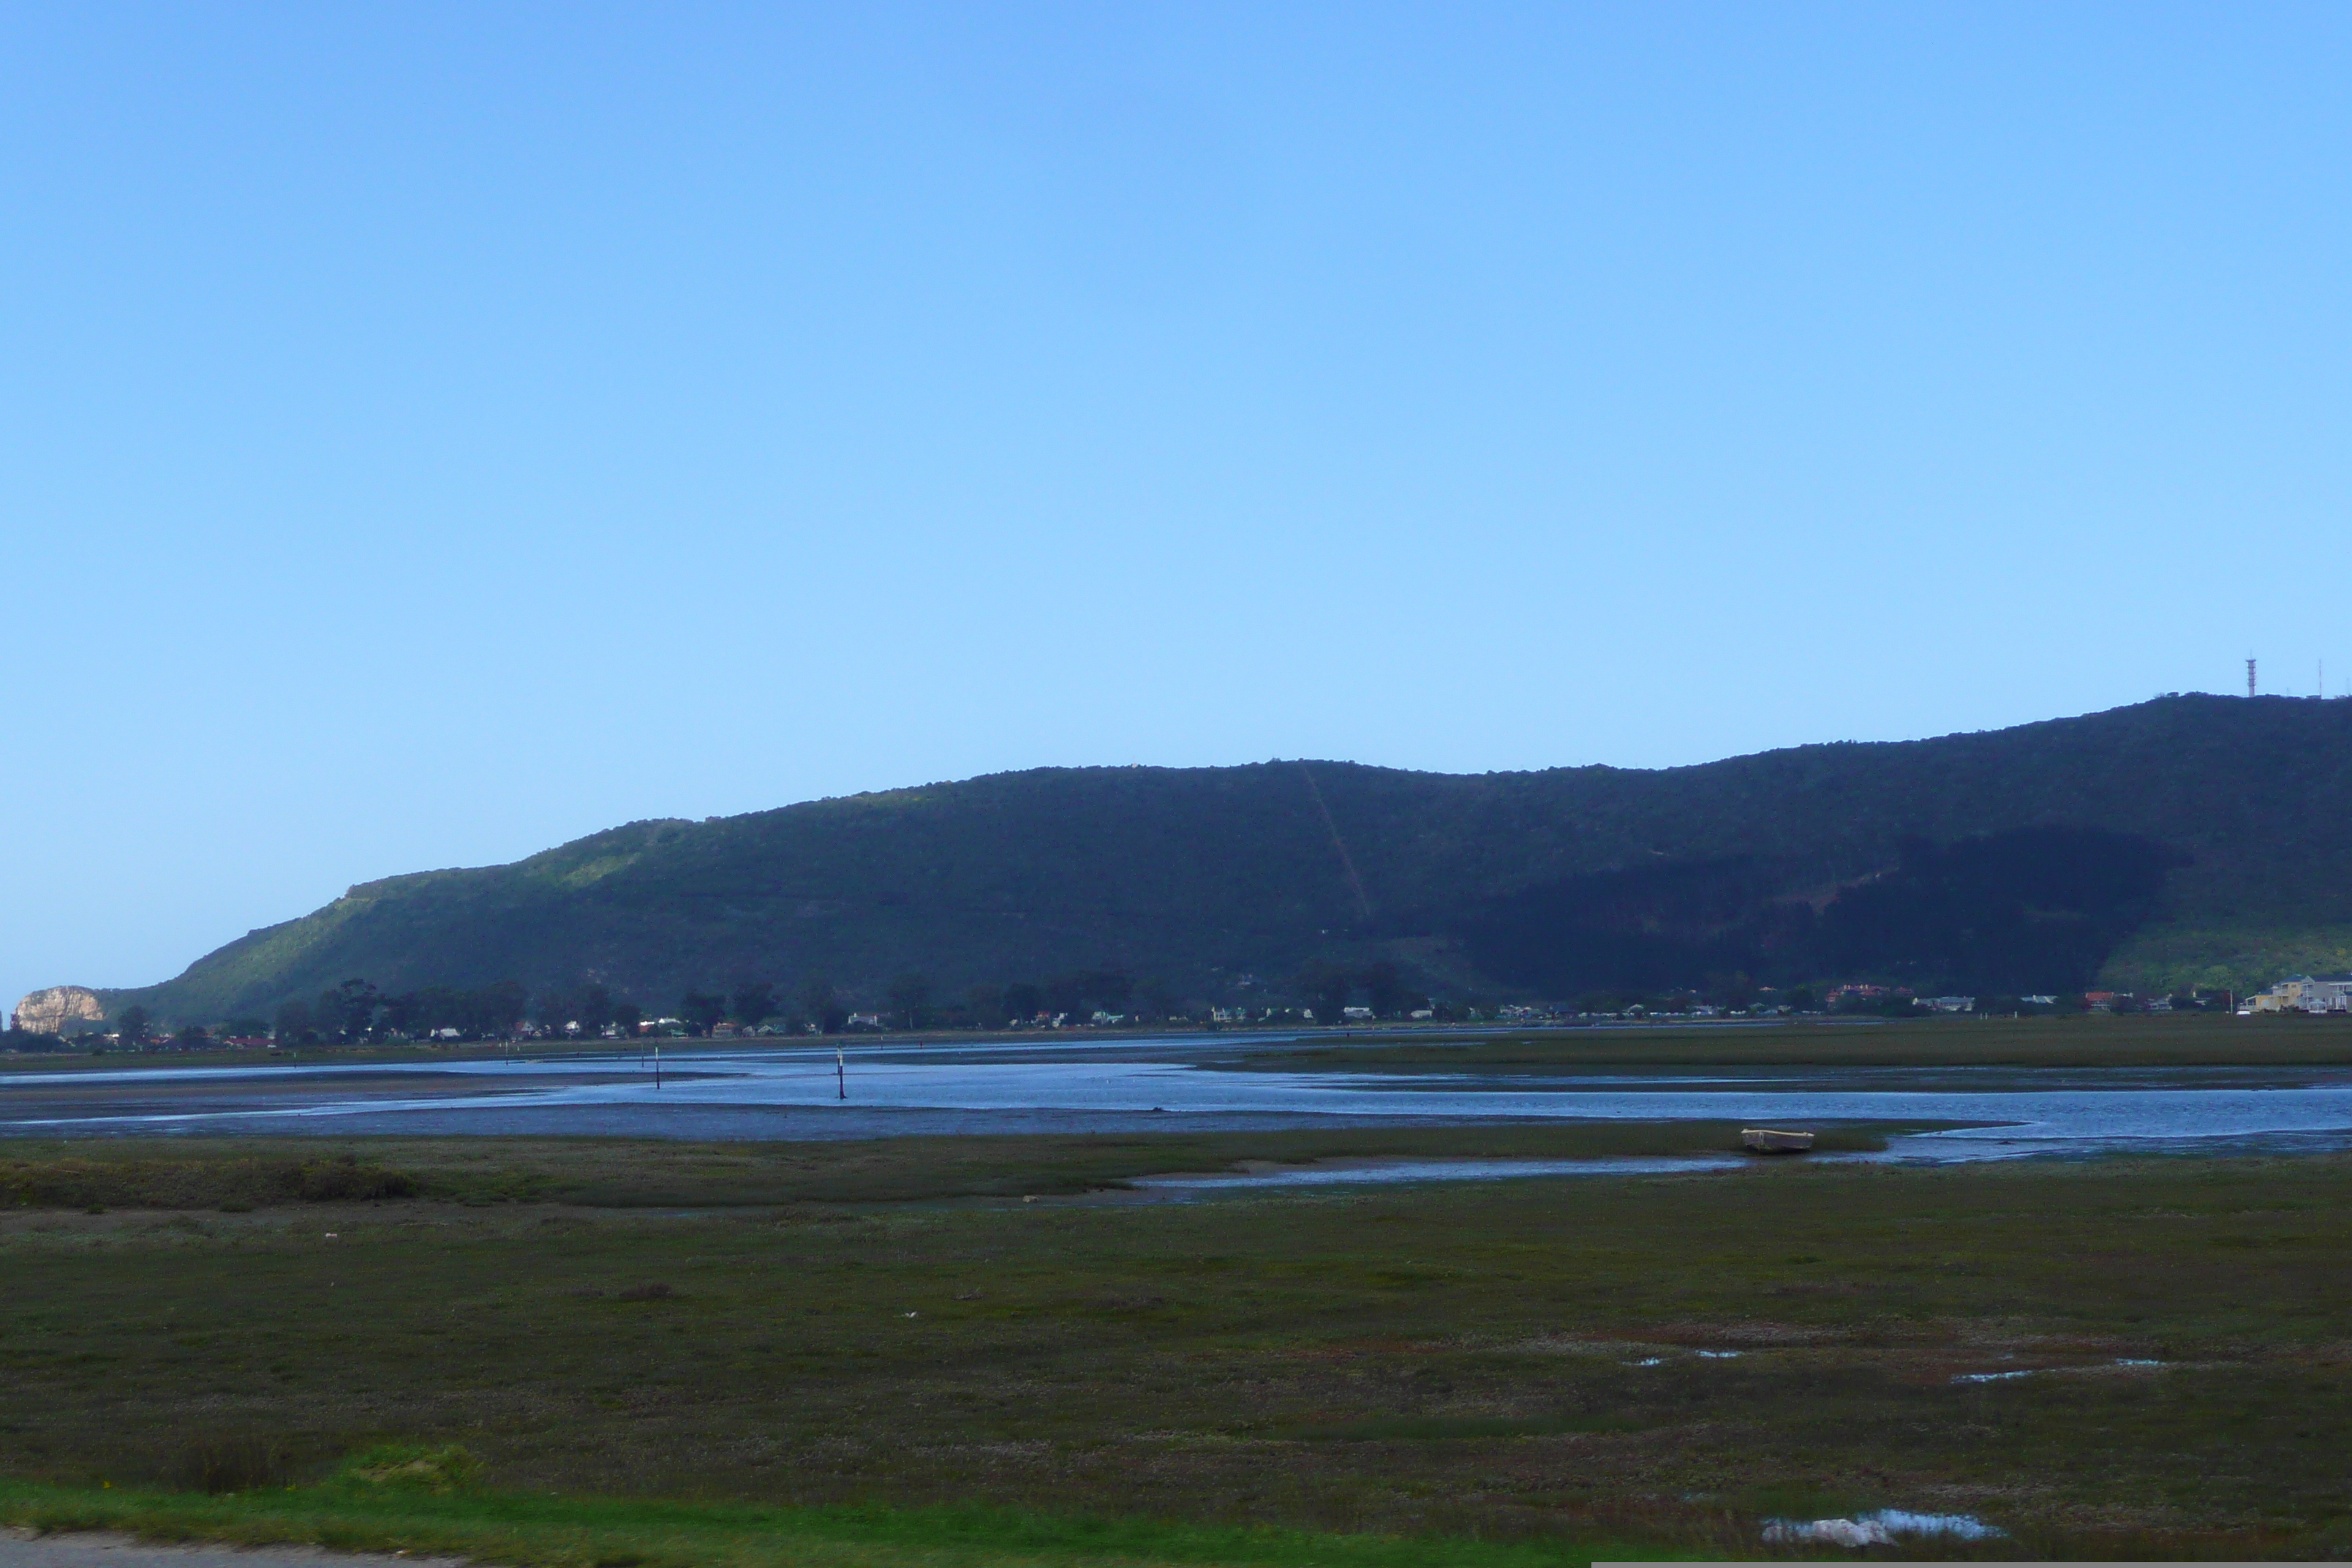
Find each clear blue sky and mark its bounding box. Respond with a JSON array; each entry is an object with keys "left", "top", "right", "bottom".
[{"left": 6, "top": 2, "right": 2348, "bottom": 1005}]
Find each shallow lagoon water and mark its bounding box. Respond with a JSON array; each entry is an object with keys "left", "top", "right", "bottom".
[
  {"left": 7, "top": 1030, "right": 2352, "bottom": 1172},
  {"left": 1765, "top": 1509, "right": 2006, "bottom": 1546}
]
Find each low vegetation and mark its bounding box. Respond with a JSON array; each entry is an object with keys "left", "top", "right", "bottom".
[
  {"left": 0, "top": 1150, "right": 418, "bottom": 1211},
  {"left": 0, "top": 1479, "right": 1644, "bottom": 1568},
  {"left": 0, "top": 1123, "right": 1893, "bottom": 1211},
  {"left": 4, "top": 1131, "right": 2352, "bottom": 1558},
  {"left": 1232, "top": 1011, "right": 2352, "bottom": 1073}
]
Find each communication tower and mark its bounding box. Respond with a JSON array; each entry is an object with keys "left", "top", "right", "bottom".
[{"left": 2247, "top": 657, "right": 2257, "bottom": 698}]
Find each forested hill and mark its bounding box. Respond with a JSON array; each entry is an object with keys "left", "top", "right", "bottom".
[{"left": 94, "top": 695, "right": 2352, "bottom": 1025}]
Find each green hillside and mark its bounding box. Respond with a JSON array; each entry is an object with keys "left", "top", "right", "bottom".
[{"left": 91, "top": 695, "right": 2352, "bottom": 1024}]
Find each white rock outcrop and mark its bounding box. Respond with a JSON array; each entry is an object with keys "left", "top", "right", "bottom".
[{"left": 11, "top": 985, "right": 105, "bottom": 1035}]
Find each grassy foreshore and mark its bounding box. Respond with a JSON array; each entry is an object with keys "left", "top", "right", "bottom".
[
  {"left": 1230, "top": 1012, "right": 2352, "bottom": 1071},
  {"left": 0, "top": 1123, "right": 1897, "bottom": 1210},
  {"left": 5, "top": 1128, "right": 2352, "bottom": 1559},
  {"left": 0, "top": 1478, "right": 1647, "bottom": 1568}
]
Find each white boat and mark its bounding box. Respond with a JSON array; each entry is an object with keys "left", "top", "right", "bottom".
[{"left": 1741, "top": 1128, "right": 1815, "bottom": 1154}]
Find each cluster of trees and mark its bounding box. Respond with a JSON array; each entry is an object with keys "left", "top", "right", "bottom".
[
  {"left": 663, "top": 978, "right": 835, "bottom": 1036},
  {"left": 1, "top": 952, "right": 1463, "bottom": 1057},
  {"left": 996, "top": 968, "right": 1155, "bottom": 1025},
  {"left": 11, "top": 969, "right": 1205, "bottom": 1052},
  {"left": 53, "top": 960, "right": 1447, "bottom": 1052},
  {"left": 529, "top": 982, "right": 650, "bottom": 1038},
  {"left": 273, "top": 979, "right": 531, "bottom": 1045},
  {"left": 342, "top": 959, "right": 1436, "bottom": 1041},
  {"left": 646, "top": 963, "right": 1463, "bottom": 1036},
  {"left": 1557, "top": 984, "right": 2247, "bottom": 1019},
  {"left": 656, "top": 970, "right": 1177, "bottom": 1036},
  {"left": 1292, "top": 959, "right": 1431, "bottom": 1023},
  {"left": 1, "top": 1008, "right": 248, "bottom": 1052}
]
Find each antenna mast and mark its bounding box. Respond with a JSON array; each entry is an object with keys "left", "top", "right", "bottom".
[{"left": 2247, "top": 657, "right": 2258, "bottom": 698}]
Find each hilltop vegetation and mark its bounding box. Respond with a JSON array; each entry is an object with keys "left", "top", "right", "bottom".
[{"left": 86, "top": 695, "right": 2352, "bottom": 1025}]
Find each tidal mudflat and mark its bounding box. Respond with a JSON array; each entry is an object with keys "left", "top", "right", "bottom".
[{"left": 8, "top": 1017, "right": 2352, "bottom": 1168}]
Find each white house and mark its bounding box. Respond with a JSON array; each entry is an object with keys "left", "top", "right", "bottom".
[{"left": 2247, "top": 975, "right": 2352, "bottom": 1014}]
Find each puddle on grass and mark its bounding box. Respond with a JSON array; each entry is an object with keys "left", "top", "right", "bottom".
[
  {"left": 1954, "top": 1357, "right": 2168, "bottom": 1384},
  {"left": 1132, "top": 1154, "right": 1745, "bottom": 1192},
  {"left": 1764, "top": 1509, "right": 2005, "bottom": 1547}
]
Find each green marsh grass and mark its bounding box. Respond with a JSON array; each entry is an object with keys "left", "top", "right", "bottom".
[
  {"left": 3, "top": 1131, "right": 2351, "bottom": 1557},
  {"left": 0, "top": 1479, "right": 1675, "bottom": 1568},
  {"left": 0, "top": 1123, "right": 1894, "bottom": 1212},
  {"left": 1230, "top": 1011, "right": 2352, "bottom": 1072}
]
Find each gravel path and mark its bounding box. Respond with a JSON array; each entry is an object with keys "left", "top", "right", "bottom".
[{"left": 0, "top": 1531, "right": 465, "bottom": 1568}]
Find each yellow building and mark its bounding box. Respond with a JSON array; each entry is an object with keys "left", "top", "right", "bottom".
[{"left": 2247, "top": 975, "right": 2352, "bottom": 1014}]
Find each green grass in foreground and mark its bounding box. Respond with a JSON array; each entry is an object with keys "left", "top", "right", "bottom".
[
  {"left": 7, "top": 1134, "right": 2352, "bottom": 1558},
  {"left": 0, "top": 1477, "right": 1656, "bottom": 1568}
]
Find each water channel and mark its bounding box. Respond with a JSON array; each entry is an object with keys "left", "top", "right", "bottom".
[{"left": 6, "top": 1029, "right": 2351, "bottom": 1180}]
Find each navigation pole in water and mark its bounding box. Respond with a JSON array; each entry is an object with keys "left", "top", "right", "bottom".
[{"left": 837, "top": 1043, "right": 846, "bottom": 1100}]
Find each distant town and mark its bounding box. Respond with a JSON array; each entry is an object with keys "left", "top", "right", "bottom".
[{"left": 7, "top": 972, "right": 2345, "bottom": 1053}]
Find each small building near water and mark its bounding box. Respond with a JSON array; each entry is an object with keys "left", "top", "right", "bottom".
[{"left": 2247, "top": 975, "right": 2352, "bottom": 1014}]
